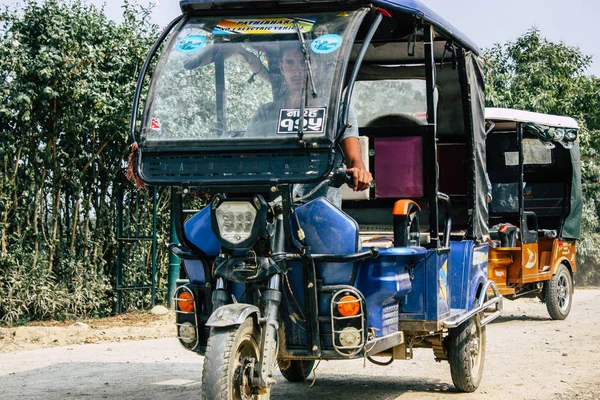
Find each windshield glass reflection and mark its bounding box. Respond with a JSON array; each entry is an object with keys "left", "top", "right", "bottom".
[{"left": 141, "top": 12, "right": 358, "bottom": 142}]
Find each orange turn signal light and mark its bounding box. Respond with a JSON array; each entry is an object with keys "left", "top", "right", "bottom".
[
  {"left": 337, "top": 295, "right": 360, "bottom": 317},
  {"left": 177, "top": 291, "right": 195, "bottom": 313}
]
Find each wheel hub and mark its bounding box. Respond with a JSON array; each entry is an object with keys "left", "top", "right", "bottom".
[
  {"left": 470, "top": 338, "right": 480, "bottom": 357},
  {"left": 469, "top": 324, "right": 483, "bottom": 373},
  {"left": 235, "top": 357, "right": 256, "bottom": 400},
  {"left": 557, "top": 275, "right": 570, "bottom": 310}
]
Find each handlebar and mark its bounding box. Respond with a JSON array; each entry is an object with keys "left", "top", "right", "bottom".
[
  {"left": 170, "top": 243, "right": 380, "bottom": 263},
  {"left": 286, "top": 247, "right": 380, "bottom": 262},
  {"left": 169, "top": 243, "right": 201, "bottom": 260},
  {"left": 331, "top": 167, "right": 375, "bottom": 189}
]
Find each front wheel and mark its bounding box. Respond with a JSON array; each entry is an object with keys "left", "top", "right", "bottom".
[
  {"left": 543, "top": 263, "right": 573, "bottom": 320},
  {"left": 202, "top": 318, "right": 269, "bottom": 400},
  {"left": 446, "top": 316, "right": 486, "bottom": 393}
]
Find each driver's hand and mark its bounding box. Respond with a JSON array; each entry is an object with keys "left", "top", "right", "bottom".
[{"left": 346, "top": 168, "right": 373, "bottom": 192}]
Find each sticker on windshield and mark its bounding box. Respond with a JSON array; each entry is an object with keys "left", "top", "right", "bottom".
[
  {"left": 150, "top": 118, "right": 161, "bottom": 131},
  {"left": 213, "top": 18, "right": 315, "bottom": 35},
  {"left": 311, "top": 34, "right": 342, "bottom": 54},
  {"left": 175, "top": 35, "right": 206, "bottom": 53},
  {"left": 277, "top": 108, "right": 326, "bottom": 134}
]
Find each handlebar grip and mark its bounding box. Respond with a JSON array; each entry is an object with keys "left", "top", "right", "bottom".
[
  {"left": 169, "top": 243, "right": 199, "bottom": 260},
  {"left": 333, "top": 167, "right": 375, "bottom": 189}
]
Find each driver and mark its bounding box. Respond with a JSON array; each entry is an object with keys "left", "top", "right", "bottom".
[{"left": 246, "top": 44, "right": 372, "bottom": 207}]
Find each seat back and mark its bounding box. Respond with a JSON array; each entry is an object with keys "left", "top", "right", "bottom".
[{"left": 373, "top": 136, "right": 424, "bottom": 198}]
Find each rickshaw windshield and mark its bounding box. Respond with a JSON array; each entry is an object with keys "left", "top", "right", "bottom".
[{"left": 140, "top": 12, "right": 362, "bottom": 143}]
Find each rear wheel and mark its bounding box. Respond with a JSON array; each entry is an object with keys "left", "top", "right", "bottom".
[
  {"left": 278, "top": 360, "right": 315, "bottom": 382},
  {"left": 446, "top": 316, "right": 486, "bottom": 393},
  {"left": 543, "top": 263, "right": 573, "bottom": 320},
  {"left": 202, "top": 318, "right": 269, "bottom": 400}
]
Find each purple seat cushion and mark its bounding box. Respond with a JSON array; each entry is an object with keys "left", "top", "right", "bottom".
[{"left": 374, "top": 137, "right": 423, "bottom": 198}]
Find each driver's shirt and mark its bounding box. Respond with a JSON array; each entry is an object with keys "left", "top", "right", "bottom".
[{"left": 246, "top": 101, "right": 358, "bottom": 208}]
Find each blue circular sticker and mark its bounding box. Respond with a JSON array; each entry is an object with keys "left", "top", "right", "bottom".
[
  {"left": 175, "top": 35, "right": 206, "bottom": 53},
  {"left": 311, "top": 34, "right": 343, "bottom": 54}
]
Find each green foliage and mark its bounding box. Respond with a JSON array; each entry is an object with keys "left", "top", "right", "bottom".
[
  {"left": 484, "top": 29, "right": 600, "bottom": 285},
  {"left": 0, "top": 0, "right": 163, "bottom": 324}
]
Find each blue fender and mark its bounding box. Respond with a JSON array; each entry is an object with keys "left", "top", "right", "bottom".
[
  {"left": 206, "top": 304, "right": 261, "bottom": 328},
  {"left": 468, "top": 275, "right": 488, "bottom": 311},
  {"left": 467, "top": 244, "right": 490, "bottom": 311}
]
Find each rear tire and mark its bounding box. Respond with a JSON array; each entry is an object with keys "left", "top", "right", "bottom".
[
  {"left": 278, "top": 360, "right": 315, "bottom": 382},
  {"left": 543, "top": 263, "right": 573, "bottom": 320},
  {"left": 446, "top": 316, "right": 486, "bottom": 393},
  {"left": 202, "top": 318, "right": 269, "bottom": 400}
]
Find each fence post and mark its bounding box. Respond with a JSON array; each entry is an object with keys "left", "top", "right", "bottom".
[{"left": 167, "top": 188, "right": 180, "bottom": 308}]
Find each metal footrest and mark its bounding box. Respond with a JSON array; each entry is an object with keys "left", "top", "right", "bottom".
[{"left": 442, "top": 281, "right": 503, "bottom": 329}]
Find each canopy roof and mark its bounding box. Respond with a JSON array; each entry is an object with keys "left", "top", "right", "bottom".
[
  {"left": 485, "top": 108, "right": 579, "bottom": 130},
  {"left": 179, "top": 0, "right": 480, "bottom": 54}
]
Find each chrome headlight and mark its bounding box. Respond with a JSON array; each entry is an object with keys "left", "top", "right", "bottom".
[
  {"left": 564, "top": 128, "right": 578, "bottom": 142},
  {"left": 560, "top": 128, "right": 578, "bottom": 149},
  {"left": 551, "top": 127, "right": 565, "bottom": 142},
  {"left": 211, "top": 195, "right": 267, "bottom": 249}
]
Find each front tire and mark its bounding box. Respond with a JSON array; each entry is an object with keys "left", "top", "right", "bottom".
[
  {"left": 278, "top": 360, "right": 315, "bottom": 382},
  {"left": 202, "top": 318, "right": 269, "bottom": 400},
  {"left": 543, "top": 263, "right": 573, "bottom": 320},
  {"left": 446, "top": 316, "right": 486, "bottom": 393}
]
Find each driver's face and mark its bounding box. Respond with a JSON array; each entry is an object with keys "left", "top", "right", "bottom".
[{"left": 280, "top": 48, "right": 306, "bottom": 95}]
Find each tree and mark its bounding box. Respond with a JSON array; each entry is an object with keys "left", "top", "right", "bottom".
[
  {"left": 485, "top": 29, "right": 600, "bottom": 284},
  {"left": 0, "top": 0, "right": 165, "bottom": 323}
]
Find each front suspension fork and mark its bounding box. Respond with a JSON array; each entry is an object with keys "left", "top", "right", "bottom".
[
  {"left": 257, "top": 274, "right": 281, "bottom": 389},
  {"left": 256, "top": 209, "right": 285, "bottom": 388}
]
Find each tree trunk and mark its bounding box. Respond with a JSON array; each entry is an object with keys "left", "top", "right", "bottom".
[
  {"left": 48, "top": 187, "right": 61, "bottom": 274},
  {"left": 2, "top": 146, "right": 23, "bottom": 253},
  {"left": 32, "top": 189, "right": 40, "bottom": 270},
  {"left": 70, "top": 198, "right": 80, "bottom": 255}
]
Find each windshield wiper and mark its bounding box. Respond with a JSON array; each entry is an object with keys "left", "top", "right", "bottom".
[
  {"left": 293, "top": 20, "right": 318, "bottom": 144},
  {"left": 293, "top": 20, "right": 317, "bottom": 98}
]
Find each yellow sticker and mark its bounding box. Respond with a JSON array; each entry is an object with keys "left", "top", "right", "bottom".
[
  {"left": 439, "top": 261, "right": 448, "bottom": 301},
  {"left": 213, "top": 18, "right": 315, "bottom": 35}
]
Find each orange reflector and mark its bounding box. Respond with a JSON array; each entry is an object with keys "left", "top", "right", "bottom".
[
  {"left": 337, "top": 295, "right": 360, "bottom": 317},
  {"left": 177, "top": 291, "right": 194, "bottom": 312}
]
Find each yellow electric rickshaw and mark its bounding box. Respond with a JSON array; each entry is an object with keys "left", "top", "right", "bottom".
[{"left": 485, "top": 108, "right": 581, "bottom": 320}]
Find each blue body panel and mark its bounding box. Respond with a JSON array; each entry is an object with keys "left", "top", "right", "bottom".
[
  {"left": 447, "top": 241, "right": 489, "bottom": 311},
  {"left": 183, "top": 259, "right": 207, "bottom": 284},
  {"left": 185, "top": 205, "right": 221, "bottom": 256},
  {"left": 395, "top": 249, "right": 450, "bottom": 322},
  {"left": 181, "top": 205, "right": 221, "bottom": 285},
  {"left": 182, "top": 199, "right": 489, "bottom": 346},
  {"left": 354, "top": 247, "right": 425, "bottom": 336},
  {"left": 294, "top": 198, "right": 359, "bottom": 285},
  {"left": 393, "top": 240, "right": 488, "bottom": 326},
  {"left": 178, "top": 0, "right": 480, "bottom": 54},
  {"left": 285, "top": 198, "right": 359, "bottom": 347}
]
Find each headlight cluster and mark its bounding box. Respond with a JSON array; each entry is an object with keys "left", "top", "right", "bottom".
[
  {"left": 215, "top": 202, "right": 257, "bottom": 245},
  {"left": 211, "top": 195, "right": 267, "bottom": 249},
  {"left": 525, "top": 123, "right": 578, "bottom": 149}
]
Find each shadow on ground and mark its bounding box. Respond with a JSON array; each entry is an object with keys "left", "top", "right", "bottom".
[{"left": 0, "top": 361, "right": 469, "bottom": 400}]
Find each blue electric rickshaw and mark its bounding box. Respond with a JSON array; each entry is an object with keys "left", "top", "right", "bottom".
[{"left": 129, "top": 0, "right": 502, "bottom": 397}]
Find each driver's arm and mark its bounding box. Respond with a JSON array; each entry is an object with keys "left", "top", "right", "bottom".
[{"left": 341, "top": 137, "right": 372, "bottom": 192}]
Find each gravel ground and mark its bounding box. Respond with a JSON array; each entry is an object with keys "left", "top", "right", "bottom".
[{"left": 1, "top": 289, "right": 600, "bottom": 399}]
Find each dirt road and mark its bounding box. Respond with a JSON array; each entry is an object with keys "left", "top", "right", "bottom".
[{"left": 1, "top": 289, "right": 600, "bottom": 400}]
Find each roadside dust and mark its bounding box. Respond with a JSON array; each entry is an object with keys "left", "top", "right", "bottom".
[
  {"left": 0, "top": 311, "right": 176, "bottom": 353},
  {"left": 1, "top": 290, "right": 600, "bottom": 399}
]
